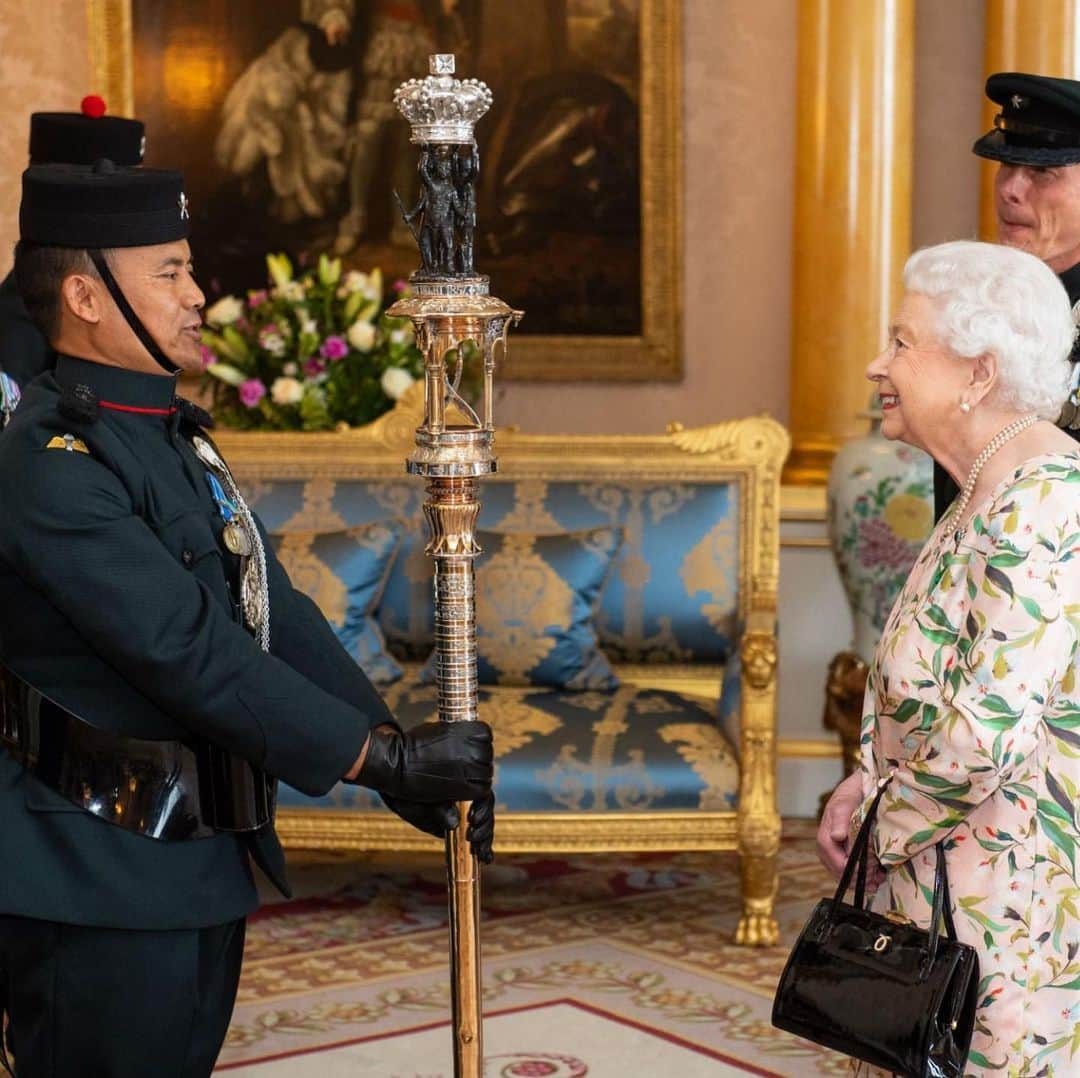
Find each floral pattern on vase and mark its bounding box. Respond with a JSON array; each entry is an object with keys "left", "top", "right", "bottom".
[{"left": 827, "top": 412, "right": 934, "bottom": 662}]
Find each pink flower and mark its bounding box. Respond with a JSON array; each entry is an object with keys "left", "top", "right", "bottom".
[
  {"left": 199, "top": 344, "right": 215, "bottom": 370},
  {"left": 247, "top": 289, "right": 269, "bottom": 309},
  {"left": 239, "top": 379, "right": 266, "bottom": 408},
  {"left": 393, "top": 277, "right": 408, "bottom": 293},
  {"left": 303, "top": 357, "right": 326, "bottom": 377},
  {"left": 319, "top": 335, "right": 348, "bottom": 361}
]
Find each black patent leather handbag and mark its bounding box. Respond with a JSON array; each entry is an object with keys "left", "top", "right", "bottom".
[{"left": 772, "top": 782, "right": 980, "bottom": 1078}]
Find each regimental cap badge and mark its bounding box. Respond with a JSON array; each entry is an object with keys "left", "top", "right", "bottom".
[
  {"left": 1011, "top": 94, "right": 1027, "bottom": 110},
  {"left": 393, "top": 53, "right": 493, "bottom": 145},
  {"left": 178, "top": 191, "right": 189, "bottom": 219}
]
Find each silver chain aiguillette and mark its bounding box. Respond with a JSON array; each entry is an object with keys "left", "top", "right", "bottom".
[{"left": 191, "top": 436, "right": 271, "bottom": 652}]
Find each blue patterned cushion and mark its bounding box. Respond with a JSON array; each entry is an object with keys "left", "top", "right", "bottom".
[
  {"left": 276, "top": 680, "right": 739, "bottom": 813},
  {"left": 248, "top": 476, "right": 739, "bottom": 664},
  {"left": 269, "top": 521, "right": 404, "bottom": 685},
  {"left": 420, "top": 527, "right": 623, "bottom": 690}
]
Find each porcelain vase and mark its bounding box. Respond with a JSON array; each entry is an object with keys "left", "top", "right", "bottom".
[{"left": 827, "top": 413, "right": 935, "bottom": 663}]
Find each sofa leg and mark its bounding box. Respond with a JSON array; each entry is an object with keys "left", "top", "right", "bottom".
[{"left": 735, "top": 845, "right": 779, "bottom": 946}]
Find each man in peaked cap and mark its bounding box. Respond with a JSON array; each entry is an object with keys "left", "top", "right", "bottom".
[
  {"left": 0, "top": 96, "right": 145, "bottom": 427},
  {"left": 0, "top": 162, "right": 494, "bottom": 1075},
  {"left": 931, "top": 71, "right": 1080, "bottom": 517}
]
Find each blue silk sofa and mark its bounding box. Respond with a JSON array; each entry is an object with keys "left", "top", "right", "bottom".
[{"left": 215, "top": 387, "right": 788, "bottom": 945}]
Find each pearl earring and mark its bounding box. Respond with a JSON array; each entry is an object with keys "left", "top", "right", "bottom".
[{"left": 960, "top": 401, "right": 971, "bottom": 414}]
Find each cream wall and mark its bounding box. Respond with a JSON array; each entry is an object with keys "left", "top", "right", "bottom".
[{"left": 0, "top": 0, "right": 987, "bottom": 434}]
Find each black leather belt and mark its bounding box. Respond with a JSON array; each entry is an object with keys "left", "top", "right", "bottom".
[{"left": 0, "top": 666, "right": 276, "bottom": 841}]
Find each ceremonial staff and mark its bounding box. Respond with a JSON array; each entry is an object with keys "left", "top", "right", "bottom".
[{"left": 388, "top": 55, "right": 522, "bottom": 1077}]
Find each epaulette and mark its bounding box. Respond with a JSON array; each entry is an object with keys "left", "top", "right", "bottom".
[
  {"left": 175, "top": 397, "right": 215, "bottom": 430},
  {"left": 58, "top": 382, "right": 99, "bottom": 425}
]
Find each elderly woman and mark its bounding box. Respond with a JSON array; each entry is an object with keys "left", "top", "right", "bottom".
[{"left": 817, "top": 239, "right": 1080, "bottom": 1077}]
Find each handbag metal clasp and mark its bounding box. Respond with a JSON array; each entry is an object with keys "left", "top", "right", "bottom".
[
  {"left": 884, "top": 910, "right": 913, "bottom": 926},
  {"left": 873, "top": 933, "right": 891, "bottom": 953}
]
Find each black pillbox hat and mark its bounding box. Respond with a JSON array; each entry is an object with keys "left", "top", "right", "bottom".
[
  {"left": 973, "top": 72, "right": 1080, "bottom": 166},
  {"left": 19, "top": 160, "right": 189, "bottom": 249},
  {"left": 29, "top": 101, "right": 145, "bottom": 167}
]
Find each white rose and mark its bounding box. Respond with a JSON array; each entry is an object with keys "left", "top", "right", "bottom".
[
  {"left": 270, "top": 376, "right": 304, "bottom": 405},
  {"left": 261, "top": 333, "right": 286, "bottom": 357},
  {"left": 283, "top": 361, "right": 299, "bottom": 376},
  {"left": 347, "top": 320, "right": 377, "bottom": 352},
  {"left": 389, "top": 325, "right": 413, "bottom": 345},
  {"left": 381, "top": 367, "right": 415, "bottom": 401},
  {"left": 205, "top": 295, "right": 243, "bottom": 326},
  {"left": 300, "top": 318, "right": 318, "bottom": 336},
  {"left": 343, "top": 270, "right": 369, "bottom": 294},
  {"left": 273, "top": 281, "right": 306, "bottom": 303}
]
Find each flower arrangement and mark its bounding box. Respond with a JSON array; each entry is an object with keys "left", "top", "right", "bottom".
[{"left": 200, "top": 253, "right": 423, "bottom": 431}]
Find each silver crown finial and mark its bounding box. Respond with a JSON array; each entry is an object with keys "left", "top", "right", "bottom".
[{"left": 394, "top": 54, "right": 493, "bottom": 145}]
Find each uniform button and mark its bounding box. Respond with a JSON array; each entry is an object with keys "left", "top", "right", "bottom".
[{"left": 181, "top": 550, "right": 194, "bottom": 567}]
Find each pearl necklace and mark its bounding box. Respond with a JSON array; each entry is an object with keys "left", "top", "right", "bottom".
[{"left": 949, "top": 413, "right": 1039, "bottom": 538}]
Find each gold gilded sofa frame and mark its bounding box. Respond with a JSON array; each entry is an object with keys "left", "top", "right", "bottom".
[{"left": 216, "top": 391, "right": 789, "bottom": 946}]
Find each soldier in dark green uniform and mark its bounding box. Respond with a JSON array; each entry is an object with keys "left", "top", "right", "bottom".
[
  {"left": 0, "top": 161, "right": 494, "bottom": 1077},
  {"left": 934, "top": 72, "right": 1080, "bottom": 517},
  {"left": 0, "top": 97, "right": 146, "bottom": 426}
]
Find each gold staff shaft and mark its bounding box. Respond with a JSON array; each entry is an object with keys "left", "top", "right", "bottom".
[{"left": 424, "top": 476, "right": 484, "bottom": 1077}]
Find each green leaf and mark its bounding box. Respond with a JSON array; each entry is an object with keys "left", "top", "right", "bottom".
[
  {"left": 892, "top": 698, "right": 920, "bottom": 723},
  {"left": 1018, "top": 594, "right": 1045, "bottom": 620},
  {"left": 988, "top": 552, "right": 1027, "bottom": 568},
  {"left": 910, "top": 770, "right": 972, "bottom": 795},
  {"left": 1038, "top": 797, "right": 1074, "bottom": 825},
  {"left": 985, "top": 564, "right": 1015, "bottom": 597},
  {"left": 1047, "top": 771, "right": 1077, "bottom": 827},
  {"left": 923, "top": 604, "right": 957, "bottom": 631},
  {"left": 981, "top": 693, "right": 1021, "bottom": 717},
  {"left": 1040, "top": 813, "right": 1077, "bottom": 871},
  {"left": 221, "top": 325, "right": 252, "bottom": 362},
  {"left": 205, "top": 362, "right": 246, "bottom": 387}
]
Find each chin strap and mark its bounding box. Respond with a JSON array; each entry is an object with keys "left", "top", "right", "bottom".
[{"left": 88, "top": 250, "right": 180, "bottom": 375}]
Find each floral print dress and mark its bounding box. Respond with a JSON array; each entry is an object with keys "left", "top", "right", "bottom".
[{"left": 859, "top": 452, "right": 1080, "bottom": 1077}]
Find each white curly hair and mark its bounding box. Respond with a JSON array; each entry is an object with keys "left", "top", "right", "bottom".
[{"left": 903, "top": 240, "right": 1077, "bottom": 420}]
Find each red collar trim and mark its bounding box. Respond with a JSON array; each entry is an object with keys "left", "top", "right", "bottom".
[{"left": 98, "top": 399, "right": 178, "bottom": 416}]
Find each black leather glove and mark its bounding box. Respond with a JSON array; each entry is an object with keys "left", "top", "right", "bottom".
[
  {"left": 466, "top": 791, "right": 495, "bottom": 864},
  {"left": 381, "top": 792, "right": 495, "bottom": 863},
  {"left": 355, "top": 720, "right": 493, "bottom": 803},
  {"left": 381, "top": 795, "right": 459, "bottom": 840}
]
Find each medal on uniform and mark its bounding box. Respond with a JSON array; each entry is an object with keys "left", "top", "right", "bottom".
[
  {"left": 0, "top": 372, "right": 20, "bottom": 429},
  {"left": 204, "top": 470, "right": 253, "bottom": 556},
  {"left": 1061, "top": 359, "right": 1080, "bottom": 430},
  {"left": 222, "top": 520, "right": 252, "bottom": 557},
  {"left": 190, "top": 434, "right": 271, "bottom": 652}
]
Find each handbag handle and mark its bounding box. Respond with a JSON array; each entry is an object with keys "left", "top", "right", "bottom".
[{"left": 828, "top": 776, "right": 959, "bottom": 976}]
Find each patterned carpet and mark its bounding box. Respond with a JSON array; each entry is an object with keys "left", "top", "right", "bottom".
[{"left": 215, "top": 821, "right": 848, "bottom": 1076}]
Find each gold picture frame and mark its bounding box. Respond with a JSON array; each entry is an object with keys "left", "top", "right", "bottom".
[{"left": 86, "top": 0, "right": 683, "bottom": 383}]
